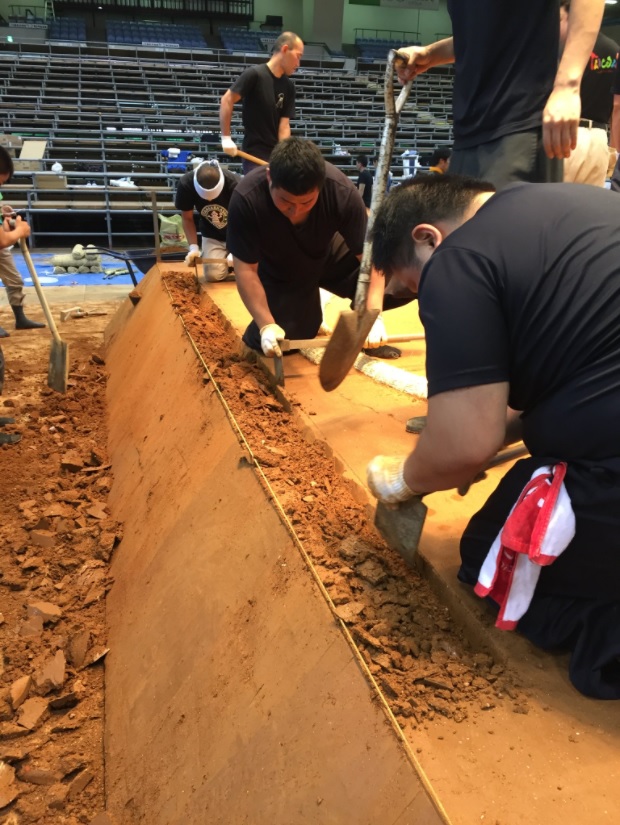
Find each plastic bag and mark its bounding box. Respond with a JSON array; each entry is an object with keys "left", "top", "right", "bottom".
[{"left": 158, "top": 213, "right": 188, "bottom": 248}]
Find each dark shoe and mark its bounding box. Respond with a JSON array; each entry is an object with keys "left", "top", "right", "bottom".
[
  {"left": 0, "top": 326, "right": 9, "bottom": 338},
  {"left": 405, "top": 415, "right": 427, "bottom": 434},
  {"left": 12, "top": 305, "right": 45, "bottom": 330},
  {"left": 362, "top": 345, "right": 401, "bottom": 359}
]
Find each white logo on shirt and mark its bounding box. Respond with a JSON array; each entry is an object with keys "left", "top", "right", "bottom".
[{"left": 201, "top": 203, "right": 228, "bottom": 229}]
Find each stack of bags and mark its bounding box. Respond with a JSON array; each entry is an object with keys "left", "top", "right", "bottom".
[{"left": 51, "top": 243, "right": 103, "bottom": 275}]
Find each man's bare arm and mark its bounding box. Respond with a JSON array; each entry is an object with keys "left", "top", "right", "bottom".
[
  {"left": 180, "top": 210, "right": 198, "bottom": 247},
  {"left": 612, "top": 94, "right": 620, "bottom": 150},
  {"left": 0, "top": 215, "right": 30, "bottom": 249},
  {"left": 233, "top": 257, "right": 274, "bottom": 330},
  {"left": 219, "top": 89, "right": 241, "bottom": 138},
  {"left": 277, "top": 117, "right": 291, "bottom": 142},
  {"left": 543, "top": 0, "right": 605, "bottom": 159},
  {"left": 403, "top": 382, "right": 509, "bottom": 493},
  {"left": 395, "top": 38, "right": 455, "bottom": 84},
  {"left": 504, "top": 407, "right": 524, "bottom": 447}
]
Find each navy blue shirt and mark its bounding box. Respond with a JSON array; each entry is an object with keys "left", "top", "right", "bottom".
[
  {"left": 447, "top": 0, "right": 559, "bottom": 149},
  {"left": 420, "top": 183, "right": 620, "bottom": 460}
]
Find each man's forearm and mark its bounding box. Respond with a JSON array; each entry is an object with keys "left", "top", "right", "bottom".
[
  {"left": 181, "top": 215, "right": 198, "bottom": 247},
  {"left": 504, "top": 407, "right": 524, "bottom": 447},
  {"left": 0, "top": 225, "right": 28, "bottom": 249},
  {"left": 556, "top": 0, "right": 604, "bottom": 90},
  {"left": 234, "top": 259, "right": 274, "bottom": 329},
  {"left": 612, "top": 98, "right": 620, "bottom": 150},
  {"left": 402, "top": 428, "right": 496, "bottom": 494},
  {"left": 403, "top": 383, "right": 508, "bottom": 493},
  {"left": 365, "top": 265, "right": 385, "bottom": 312},
  {"left": 219, "top": 95, "right": 234, "bottom": 136},
  {"left": 424, "top": 37, "right": 455, "bottom": 67},
  {"left": 278, "top": 119, "right": 291, "bottom": 141}
]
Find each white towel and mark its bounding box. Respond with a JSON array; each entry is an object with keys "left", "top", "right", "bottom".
[{"left": 475, "top": 463, "right": 575, "bottom": 629}]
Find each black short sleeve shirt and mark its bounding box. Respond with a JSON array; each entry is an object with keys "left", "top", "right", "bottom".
[
  {"left": 419, "top": 183, "right": 620, "bottom": 459},
  {"left": 227, "top": 163, "right": 366, "bottom": 286},
  {"left": 231, "top": 64, "right": 296, "bottom": 161},
  {"left": 446, "top": 0, "right": 559, "bottom": 148},
  {"left": 174, "top": 169, "right": 241, "bottom": 241}
]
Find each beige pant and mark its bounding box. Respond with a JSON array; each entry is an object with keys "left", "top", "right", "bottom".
[
  {"left": 201, "top": 236, "right": 230, "bottom": 282},
  {"left": 0, "top": 245, "right": 25, "bottom": 306},
  {"left": 564, "top": 126, "right": 611, "bottom": 187}
]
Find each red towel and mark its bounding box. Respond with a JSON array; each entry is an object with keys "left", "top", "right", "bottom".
[{"left": 474, "top": 463, "right": 575, "bottom": 630}]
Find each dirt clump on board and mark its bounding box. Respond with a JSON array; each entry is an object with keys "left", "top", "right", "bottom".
[
  {"left": 0, "top": 310, "right": 119, "bottom": 824},
  {"left": 163, "top": 272, "right": 526, "bottom": 729}
]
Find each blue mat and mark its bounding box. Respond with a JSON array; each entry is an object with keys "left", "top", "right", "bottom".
[{"left": 10, "top": 251, "right": 144, "bottom": 288}]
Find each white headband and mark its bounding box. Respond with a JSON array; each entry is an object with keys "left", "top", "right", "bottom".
[{"left": 194, "top": 160, "right": 224, "bottom": 201}]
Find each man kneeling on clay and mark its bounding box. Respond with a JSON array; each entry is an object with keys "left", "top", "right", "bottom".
[
  {"left": 226, "top": 137, "right": 413, "bottom": 359},
  {"left": 366, "top": 174, "right": 620, "bottom": 700}
]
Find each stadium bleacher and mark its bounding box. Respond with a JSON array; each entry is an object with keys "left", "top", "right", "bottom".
[{"left": 0, "top": 42, "right": 453, "bottom": 248}]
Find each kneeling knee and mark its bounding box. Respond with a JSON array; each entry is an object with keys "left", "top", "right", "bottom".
[{"left": 203, "top": 264, "right": 229, "bottom": 282}]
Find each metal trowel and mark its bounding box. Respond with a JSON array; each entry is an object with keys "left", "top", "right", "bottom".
[{"left": 374, "top": 496, "right": 428, "bottom": 568}]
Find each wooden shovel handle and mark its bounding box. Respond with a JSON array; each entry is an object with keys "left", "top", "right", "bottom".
[
  {"left": 19, "top": 238, "right": 63, "bottom": 345},
  {"left": 233, "top": 150, "right": 269, "bottom": 167}
]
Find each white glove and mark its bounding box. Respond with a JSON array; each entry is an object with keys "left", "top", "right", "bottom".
[
  {"left": 367, "top": 455, "right": 415, "bottom": 505},
  {"left": 260, "top": 323, "right": 286, "bottom": 358},
  {"left": 221, "top": 136, "right": 237, "bottom": 157},
  {"left": 184, "top": 244, "right": 200, "bottom": 266},
  {"left": 364, "top": 314, "right": 388, "bottom": 348}
]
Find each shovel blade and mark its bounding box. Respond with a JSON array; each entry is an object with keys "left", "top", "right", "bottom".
[
  {"left": 48, "top": 339, "right": 69, "bottom": 394},
  {"left": 374, "top": 496, "right": 428, "bottom": 567},
  {"left": 318, "top": 307, "right": 379, "bottom": 391}
]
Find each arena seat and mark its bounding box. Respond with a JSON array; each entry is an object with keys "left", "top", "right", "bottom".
[
  {"left": 355, "top": 36, "right": 421, "bottom": 62},
  {"left": 219, "top": 26, "right": 266, "bottom": 54},
  {"left": 48, "top": 18, "right": 87, "bottom": 42}
]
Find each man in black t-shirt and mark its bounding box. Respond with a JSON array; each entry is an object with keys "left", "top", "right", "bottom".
[
  {"left": 355, "top": 154, "right": 373, "bottom": 208},
  {"left": 219, "top": 32, "right": 304, "bottom": 174},
  {"left": 395, "top": 0, "right": 604, "bottom": 189},
  {"left": 561, "top": 1, "right": 619, "bottom": 185},
  {"left": 175, "top": 159, "right": 240, "bottom": 282},
  {"left": 227, "top": 138, "right": 400, "bottom": 357},
  {"left": 367, "top": 174, "right": 620, "bottom": 698}
]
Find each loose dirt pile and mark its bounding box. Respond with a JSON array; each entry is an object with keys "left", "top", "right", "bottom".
[
  {"left": 0, "top": 313, "right": 118, "bottom": 825},
  {"left": 163, "top": 272, "right": 527, "bottom": 729}
]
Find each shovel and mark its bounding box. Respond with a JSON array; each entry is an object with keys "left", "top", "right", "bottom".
[
  {"left": 319, "top": 50, "right": 413, "bottom": 392},
  {"left": 19, "top": 238, "right": 69, "bottom": 393}
]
